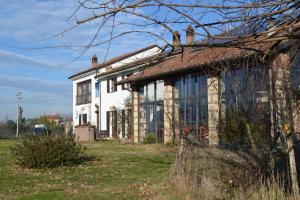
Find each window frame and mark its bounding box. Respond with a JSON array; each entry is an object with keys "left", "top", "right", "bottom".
[
  {"left": 76, "top": 80, "right": 91, "bottom": 105},
  {"left": 138, "top": 80, "right": 164, "bottom": 142},
  {"left": 122, "top": 73, "right": 133, "bottom": 90},
  {"left": 79, "top": 113, "right": 88, "bottom": 125},
  {"left": 107, "top": 78, "right": 118, "bottom": 93},
  {"left": 95, "top": 82, "right": 100, "bottom": 98},
  {"left": 173, "top": 73, "right": 208, "bottom": 144}
]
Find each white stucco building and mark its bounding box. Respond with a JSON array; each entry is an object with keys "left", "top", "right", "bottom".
[{"left": 69, "top": 45, "right": 161, "bottom": 139}]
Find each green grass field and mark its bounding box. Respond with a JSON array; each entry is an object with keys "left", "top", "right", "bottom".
[{"left": 0, "top": 139, "right": 179, "bottom": 200}]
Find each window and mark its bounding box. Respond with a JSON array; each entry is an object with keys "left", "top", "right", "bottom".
[
  {"left": 79, "top": 114, "right": 88, "bottom": 125},
  {"left": 111, "top": 110, "right": 118, "bottom": 138},
  {"left": 95, "top": 82, "right": 100, "bottom": 97},
  {"left": 107, "top": 78, "right": 117, "bottom": 93},
  {"left": 222, "top": 67, "right": 270, "bottom": 123},
  {"left": 106, "top": 110, "right": 117, "bottom": 138},
  {"left": 173, "top": 73, "right": 208, "bottom": 144},
  {"left": 121, "top": 109, "right": 126, "bottom": 138},
  {"left": 122, "top": 73, "right": 132, "bottom": 90},
  {"left": 127, "top": 109, "right": 132, "bottom": 137},
  {"left": 77, "top": 80, "right": 91, "bottom": 105},
  {"left": 138, "top": 80, "right": 164, "bottom": 142},
  {"left": 291, "top": 52, "right": 300, "bottom": 94},
  {"left": 122, "top": 75, "right": 125, "bottom": 90},
  {"left": 106, "top": 111, "right": 110, "bottom": 137}
]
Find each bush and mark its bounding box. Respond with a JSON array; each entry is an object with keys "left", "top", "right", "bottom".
[
  {"left": 166, "top": 138, "right": 180, "bottom": 146},
  {"left": 143, "top": 134, "right": 157, "bottom": 144},
  {"left": 11, "top": 135, "right": 88, "bottom": 168}
]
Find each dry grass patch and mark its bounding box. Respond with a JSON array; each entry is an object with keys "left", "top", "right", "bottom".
[{"left": 173, "top": 145, "right": 300, "bottom": 200}]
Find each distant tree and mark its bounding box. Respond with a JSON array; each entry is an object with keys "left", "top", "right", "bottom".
[{"left": 6, "top": 120, "right": 17, "bottom": 132}]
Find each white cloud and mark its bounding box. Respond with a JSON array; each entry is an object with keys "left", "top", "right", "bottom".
[
  {"left": 0, "top": 75, "right": 70, "bottom": 94},
  {"left": 0, "top": 0, "right": 77, "bottom": 41},
  {"left": 0, "top": 0, "right": 159, "bottom": 120},
  {"left": 0, "top": 49, "right": 56, "bottom": 69},
  {"left": 0, "top": 49, "right": 91, "bottom": 74},
  {"left": 0, "top": 0, "right": 158, "bottom": 50}
]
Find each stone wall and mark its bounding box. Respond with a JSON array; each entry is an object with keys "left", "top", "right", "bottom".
[
  {"left": 132, "top": 87, "right": 139, "bottom": 143},
  {"left": 207, "top": 77, "right": 220, "bottom": 145},
  {"left": 163, "top": 79, "right": 173, "bottom": 144}
]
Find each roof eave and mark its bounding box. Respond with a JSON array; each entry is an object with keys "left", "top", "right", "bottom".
[{"left": 68, "top": 45, "right": 161, "bottom": 80}]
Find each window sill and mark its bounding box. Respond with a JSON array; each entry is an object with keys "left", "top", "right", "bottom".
[{"left": 76, "top": 102, "right": 91, "bottom": 106}]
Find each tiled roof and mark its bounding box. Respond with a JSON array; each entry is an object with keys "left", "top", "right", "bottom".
[
  {"left": 95, "top": 47, "right": 183, "bottom": 79},
  {"left": 120, "top": 19, "right": 300, "bottom": 84},
  {"left": 120, "top": 42, "right": 276, "bottom": 83},
  {"left": 45, "top": 114, "right": 62, "bottom": 121},
  {"left": 68, "top": 45, "right": 160, "bottom": 79}
]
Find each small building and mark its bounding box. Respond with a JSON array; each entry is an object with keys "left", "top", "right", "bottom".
[{"left": 44, "top": 114, "right": 63, "bottom": 126}]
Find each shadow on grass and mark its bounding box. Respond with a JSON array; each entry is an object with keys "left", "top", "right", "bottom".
[{"left": 79, "top": 154, "right": 97, "bottom": 163}]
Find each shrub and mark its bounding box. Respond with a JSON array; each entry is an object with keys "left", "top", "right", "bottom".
[
  {"left": 143, "top": 134, "right": 157, "bottom": 144},
  {"left": 11, "top": 135, "right": 88, "bottom": 168},
  {"left": 166, "top": 139, "right": 180, "bottom": 146}
]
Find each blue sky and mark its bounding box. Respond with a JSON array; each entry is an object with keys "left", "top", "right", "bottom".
[
  {"left": 0, "top": 0, "right": 227, "bottom": 121},
  {"left": 0, "top": 0, "right": 162, "bottom": 120}
]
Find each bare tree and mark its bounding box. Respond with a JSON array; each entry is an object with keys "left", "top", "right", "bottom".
[
  {"left": 64, "top": 0, "right": 300, "bottom": 193},
  {"left": 66, "top": 0, "right": 299, "bottom": 52}
]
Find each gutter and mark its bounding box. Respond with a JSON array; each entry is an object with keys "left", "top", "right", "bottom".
[{"left": 95, "top": 64, "right": 146, "bottom": 81}]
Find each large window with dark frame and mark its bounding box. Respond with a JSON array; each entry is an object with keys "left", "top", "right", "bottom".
[
  {"left": 220, "top": 67, "right": 272, "bottom": 144},
  {"left": 77, "top": 80, "right": 91, "bottom": 105},
  {"left": 138, "top": 80, "right": 164, "bottom": 142},
  {"left": 222, "top": 67, "right": 270, "bottom": 121},
  {"left": 173, "top": 73, "right": 208, "bottom": 144}
]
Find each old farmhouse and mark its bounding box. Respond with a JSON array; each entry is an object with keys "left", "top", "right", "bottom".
[
  {"left": 120, "top": 20, "right": 300, "bottom": 144},
  {"left": 70, "top": 19, "right": 300, "bottom": 144}
]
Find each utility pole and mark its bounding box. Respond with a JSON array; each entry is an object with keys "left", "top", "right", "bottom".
[{"left": 16, "top": 91, "right": 22, "bottom": 138}]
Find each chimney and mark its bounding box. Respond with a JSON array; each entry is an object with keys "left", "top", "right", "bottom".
[
  {"left": 173, "top": 31, "right": 181, "bottom": 48},
  {"left": 186, "top": 25, "right": 195, "bottom": 45},
  {"left": 92, "top": 55, "right": 98, "bottom": 67}
]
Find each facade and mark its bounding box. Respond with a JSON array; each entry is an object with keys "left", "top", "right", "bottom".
[
  {"left": 69, "top": 45, "right": 161, "bottom": 140},
  {"left": 121, "top": 22, "right": 300, "bottom": 145}
]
